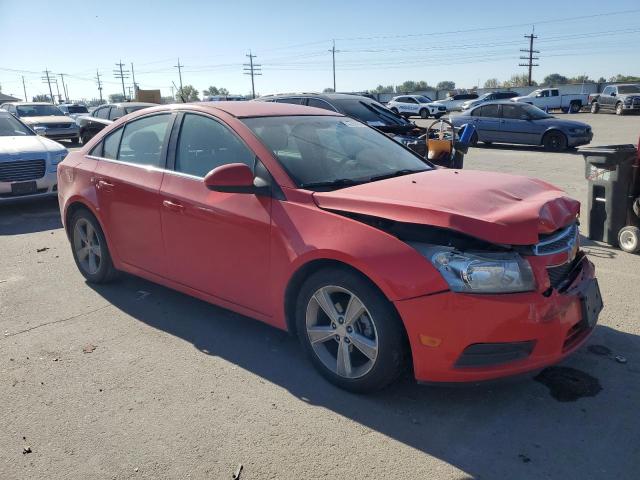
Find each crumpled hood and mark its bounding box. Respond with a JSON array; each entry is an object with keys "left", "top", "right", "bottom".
[
  {"left": 20, "top": 116, "right": 76, "bottom": 125},
  {"left": 0, "top": 135, "right": 66, "bottom": 156},
  {"left": 313, "top": 169, "right": 580, "bottom": 245}
]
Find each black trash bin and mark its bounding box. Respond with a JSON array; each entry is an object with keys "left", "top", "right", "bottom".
[{"left": 580, "top": 144, "right": 640, "bottom": 250}]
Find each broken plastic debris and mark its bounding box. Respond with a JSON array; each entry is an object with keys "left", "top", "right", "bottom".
[{"left": 82, "top": 344, "right": 96, "bottom": 354}]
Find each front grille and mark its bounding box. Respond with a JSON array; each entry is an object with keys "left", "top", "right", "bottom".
[
  {"left": 43, "top": 123, "right": 73, "bottom": 128},
  {"left": 438, "top": 106, "right": 446, "bottom": 111},
  {"left": 534, "top": 223, "right": 578, "bottom": 256},
  {"left": 0, "top": 159, "right": 46, "bottom": 182}
]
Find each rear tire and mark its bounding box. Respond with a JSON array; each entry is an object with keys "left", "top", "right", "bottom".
[
  {"left": 542, "top": 131, "right": 568, "bottom": 151},
  {"left": 295, "top": 267, "right": 406, "bottom": 393},
  {"left": 616, "top": 102, "right": 625, "bottom": 116},
  {"left": 419, "top": 108, "right": 428, "bottom": 119},
  {"left": 70, "top": 209, "right": 118, "bottom": 283},
  {"left": 618, "top": 226, "right": 640, "bottom": 253},
  {"left": 590, "top": 102, "right": 600, "bottom": 114},
  {"left": 570, "top": 102, "right": 581, "bottom": 113}
]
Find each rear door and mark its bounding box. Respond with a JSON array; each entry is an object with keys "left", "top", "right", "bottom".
[
  {"left": 94, "top": 112, "right": 175, "bottom": 276},
  {"left": 471, "top": 104, "right": 501, "bottom": 142},
  {"left": 159, "top": 112, "right": 273, "bottom": 314}
]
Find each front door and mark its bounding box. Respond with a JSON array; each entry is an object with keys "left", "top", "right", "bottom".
[
  {"left": 160, "top": 112, "right": 272, "bottom": 315},
  {"left": 94, "top": 113, "right": 174, "bottom": 276},
  {"left": 496, "top": 103, "right": 543, "bottom": 145}
]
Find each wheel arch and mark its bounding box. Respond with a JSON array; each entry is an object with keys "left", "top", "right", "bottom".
[
  {"left": 541, "top": 127, "right": 567, "bottom": 145},
  {"left": 64, "top": 200, "right": 111, "bottom": 249}
]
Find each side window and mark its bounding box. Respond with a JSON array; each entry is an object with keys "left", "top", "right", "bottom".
[
  {"left": 405, "top": 97, "right": 418, "bottom": 104},
  {"left": 117, "top": 114, "right": 172, "bottom": 167},
  {"left": 551, "top": 90, "right": 559, "bottom": 97},
  {"left": 395, "top": 97, "right": 406, "bottom": 103},
  {"left": 109, "top": 107, "right": 125, "bottom": 121},
  {"left": 103, "top": 128, "right": 123, "bottom": 159},
  {"left": 175, "top": 113, "right": 254, "bottom": 177},
  {"left": 501, "top": 104, "right": 522, "bottom": 119},
  {"left": 95, "top": 107, "right": 110, "bottom": 119},
  {"left": 307, "top": 98, "right": 336, "bottom": 111},
  {"left": 479, "top": 104, "right": 500, "bottom": 117},
  {"left": 277, "top": 97, "right": 303, "bottom": 105},
  {"left": 602, "top": 86, "right": 612, "bottom": 95}
]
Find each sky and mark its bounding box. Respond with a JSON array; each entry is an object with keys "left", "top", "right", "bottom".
[{"left": 1, "top": 0, "right": 639, "bottom": 101}]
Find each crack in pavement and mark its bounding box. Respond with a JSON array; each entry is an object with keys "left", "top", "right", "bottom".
[{"left": 2, "top": 304, "right": 113, "bottom": 340}]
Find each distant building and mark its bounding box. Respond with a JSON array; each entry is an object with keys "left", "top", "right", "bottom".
[{"left": 0, "top": 93, "right": 22, "bottom": 103}]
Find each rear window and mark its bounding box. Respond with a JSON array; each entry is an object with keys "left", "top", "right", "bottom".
[{"left": 67, "top": 105, "right": 89, "bottom": 113}]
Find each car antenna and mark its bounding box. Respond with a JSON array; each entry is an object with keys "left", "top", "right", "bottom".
[{"left": 172, "top": 80, "right": 186, "bottom": 103}]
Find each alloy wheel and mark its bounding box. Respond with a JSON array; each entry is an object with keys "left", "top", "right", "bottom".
[
  {"left": 73, "top": 218, "right": 102, "bottom": 275},
  {"left": 305, "top": 286, "right": 379, "bottom": 379}
]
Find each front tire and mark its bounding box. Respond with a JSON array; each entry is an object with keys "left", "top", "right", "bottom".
[
  {"left": 616, "top": 102, "right": 625, "bottom": 115},
  {"left": 419, "top": 108, "right": 428, "bottom": 119},
  {"left": 590, "top": 102, "right": 600, "bottom": 114},
  {"left": 295, "top": 267, "right": 406, "bottom": 393},
  {"left": 618, "top": 226, "right": 640, "bottom": 253},
  {"left": 70, "top": 210, "right": 118, "bottom": 283},
  {"left": 543, "top": 131, "right": 568, "bottom": 151}
]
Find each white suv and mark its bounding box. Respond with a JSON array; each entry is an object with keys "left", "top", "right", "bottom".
[{"left": 387, "top": 95, "right": 447, "bottom": 118}]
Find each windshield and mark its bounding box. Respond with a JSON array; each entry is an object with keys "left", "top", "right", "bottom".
[
  {"left": 16, "top": 105, "right": 65, "bottom": 117},
  {"left": 476, "top": 93, "right": 491, "bottom": 100},
  {"left": 336, "top": 99, "right": 410, "bottom": 127},
  {"left": 242, "top": 115, "right": 431, "bottom": 189},
  {"left": 521, "top": 103, "right": 553, "bottom": 119},
  {"left": 618, "top": 85, "right": 640, "bottom": 94},
  {"left": 67, "top": 105, "right": 89, "bottom": 113},
  {"left": 0, "top": 114, "right": 34, "bottom": 136},
  {"left": 415, "top": 96, "right": 433, "bottom": 103}
]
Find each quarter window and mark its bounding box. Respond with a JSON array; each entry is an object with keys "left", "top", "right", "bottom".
[
  {"left": 175, "top": 113, "right": 254, "bottom": 178},
  {"left": 102, "top": 128, "right": 123, "bottom": 159},
  {"left": 117, "top": 114, "right": 172, "bottom": 167}
]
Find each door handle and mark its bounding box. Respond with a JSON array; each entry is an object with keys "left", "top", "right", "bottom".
[
  {"left": 162, "top": 200, "right": 185, "bottom": 212},
  {"left": 96, "top": 179, "right": 114, "bottom": 190}
]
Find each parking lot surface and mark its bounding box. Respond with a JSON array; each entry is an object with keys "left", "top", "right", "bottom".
[{"left": 1, "top": 113, "right": 639, "bottom": 479}]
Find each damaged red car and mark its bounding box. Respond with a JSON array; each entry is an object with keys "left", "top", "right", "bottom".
[{"left": 57, "top": 102, "right": 603, "bottom": 392}]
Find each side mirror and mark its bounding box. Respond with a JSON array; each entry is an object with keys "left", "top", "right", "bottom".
[
  {"left": 520, "top": 114, "right": 530, "bottom": 120},
  {"left": 204, "top": 163, "right": 260, "bottom": 194},
  {"left": 33, "top": 126, "right": 47, "bottom": 136}
]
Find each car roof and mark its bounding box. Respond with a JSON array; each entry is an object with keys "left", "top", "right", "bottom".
[
  {"left": 200, "top": 101, "right": 343, "bottom": 118},
  {"left": 259, "top": 92, "right": 373, "bottom": 102},
  {"left": 102, "top": 102, "right": 157, "bottom": 108},
  {"left": 5, "top": 102, "right": 55, "bottom": 106}
]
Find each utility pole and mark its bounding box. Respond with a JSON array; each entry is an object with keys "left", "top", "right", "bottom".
[
  {"left": 519, "top": 29, "right": 539, "bottom": 87},
  {"left": 41, "top": 69, "right": 54, "bottom": 103},
  {"left": 243, "top": 51, "right": 262, "bottom": 99},
  {"left": 113, "top": 60, "right": 130, "bottom": 98},
  {"left": 58, "top": 73, "right": 69, "bottom": 102},
  {"left": 174, "top": 58, "right": 184, "bottom": 94},
  {"left": 95, "top": 69, "right": 103, "bottom": 102},
  {"left": 131, "top": 62, "right": 138, "bottom": 99},
  {"left": 329, "top": 40, "right": 340, "bottom": 92},
  {"left": 54, "top": 78, "right": 62, "bottom": 104},
  {"left": 21, "top": 76, "right": 27, "bottom": 101}
]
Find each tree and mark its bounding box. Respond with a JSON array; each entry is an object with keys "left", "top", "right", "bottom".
[
  {"left": 596, "top": 77, "right": 607, "bottom": 83},
  {"left": 395, "top": 80, "right": 433, "bottom": 93},
  {"left": 568, "top": 75, "right": 591, "bottom": 84},
  {"left": 175, "top": 85, "right": 199, "bottom": 102},
  {"left": 203, "top": 86, "right": 219, "bottom": 96},
  {"left": 542, "top": 73, "right": 568, "bottom": 86},
  {"left": 436, "top": 81, "right": 456, "bottom": 91},
  {"left": 218, "top": 87, "right": 229, "bottom": 96},
  {"left": 109, "top": 93, "right": 126, "bottom": 103},
  {"left": 322, "top": 87, "right": 335, "bottom": 93},
  {"left": 504, "top": 74, "right": 535, "bottom": 87},
  {"left": 608, "top": 74, "right": 640, "bottom": 83},
  {"left": 32, "top": 94, "right": 52, "bottom": 102},
  {"left": 371, "top": 85, "right": 394, "bottom": 94},
  {"left": 483, "top": 78, "right": 500, "bottom": 88}
]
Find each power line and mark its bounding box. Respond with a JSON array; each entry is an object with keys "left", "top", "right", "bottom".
[
  {"left": 243, "top": 51, "right": 261, "bottom": 99},
  {"left": 519, "top": 29, "right": 539, "bottom": 86},
  {"left": 113, "top": 60, "right": 130, "bottom": 98}
]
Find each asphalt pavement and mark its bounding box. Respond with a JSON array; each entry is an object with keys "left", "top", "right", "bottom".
[{"left": 1, "top": 112, "right": 639, "bottom": 479}]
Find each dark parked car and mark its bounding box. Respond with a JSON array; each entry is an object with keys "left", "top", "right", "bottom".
[
  {"left": 76, "top": 102, "right": 156, "bottom": 144},
  {"left": 57, "top": 103, "right": 90, "bottom": 120},
  {"left": 256, "top": 93, "right": 428, "bottom": 152},
  {"left": 460, "top": 91, "right": 519, "bottom": 111},
  {"left": 589, "top": 84, "right": 640, "bottom": 115},
  {"left": 452, "top": 101, "right": 593, "bottom": 151}
]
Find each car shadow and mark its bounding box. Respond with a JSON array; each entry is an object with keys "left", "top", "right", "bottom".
[
  {"left": 579, "top": 234, "right": 619, "bottom": 259},
  {"left": 0, "top": 197, "right": 62, "bottom": 235},
  {"left": 88, "top": 274, "right": 639, "bottom": 479},
  {"left": 471, "top": 143, "right": 584, "bottom": 155}
]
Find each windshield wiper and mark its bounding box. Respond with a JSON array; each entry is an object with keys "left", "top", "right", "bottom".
[
  {"left": 367, "top": 169, "right": 427, "bottom": 183},
  {"left": 300, "top": 178, "right": 365, "bottom": 190}
]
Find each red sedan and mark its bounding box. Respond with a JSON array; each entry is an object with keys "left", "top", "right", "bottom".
[{"left": 57, "top": 102, "right": 603, "bottom": 392}]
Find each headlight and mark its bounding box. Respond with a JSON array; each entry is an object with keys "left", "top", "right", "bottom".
[
  {"left": 569, "top": 127, "right": 586, "bottom": 135},
  {"left": 51, "top": 151, "right": 68, "bottom": 165},
  {"left": 410, "top": 244, "right": 536, "bottom": 293}
]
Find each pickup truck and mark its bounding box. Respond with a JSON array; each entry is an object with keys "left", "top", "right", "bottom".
[
  {"left": 512, "top": 88, "right": 588, "bottom": 113},
  {"left": 588, "top": 84, "right": 640, "bottom": 115}
]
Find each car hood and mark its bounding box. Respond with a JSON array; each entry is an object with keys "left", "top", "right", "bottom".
[
  {"left": 312, "top": 169, "right": 579, "bottom": 245},
  {"left": 0, "top": 135, "right": 65, "bottom": 156},
  {"left": 537, "top": 118, "right": 590, "bottom": 129},
  {"left": 20, "top": 116, "right": 76, "bottom": 125}
]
